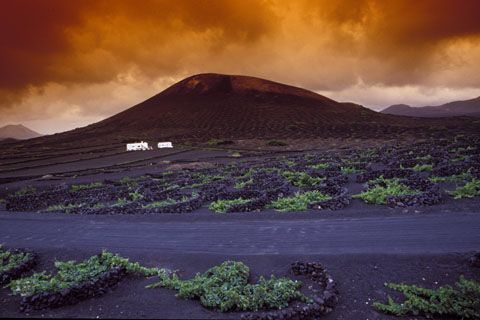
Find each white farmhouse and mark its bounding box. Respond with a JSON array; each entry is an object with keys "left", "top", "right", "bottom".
[
  {"left": 157, "top": 141, "right": 173, "bottom": 149},
  {"left": 126, "top": 141, "right": 151, "bottom": 151}
]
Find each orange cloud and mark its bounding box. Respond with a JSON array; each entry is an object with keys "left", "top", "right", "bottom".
[{"left": 1, "top": 0, "right": 480, "bottom": 132}]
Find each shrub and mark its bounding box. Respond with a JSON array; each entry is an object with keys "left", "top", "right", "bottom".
[
  {"left": 448, "top": 179, "right": 480, "bottom": 199},
  {"left": 147, "top": 261, "right": 308, "bottom": 312},
  {"left": 268, "top": 191, "right": 332, "bottom": 212},
  {"left": 70, "top": 182, "right": 103, "bottom": 192},
  {"left": 14, "top": 186, "right": 36, "bottom": 196},
  {"left": 207, "top": 139, "right": 233, "bottom": 146},
  {"left": 234, "top": 178, "right": 254, "bottom": 189},
  {"left": 209, "top": 198, "right": 251, "bottom": 213},
  {"left": 7, "top": 251, "right": 161, "bottom": 297},
  {"left": 0, "top": 246, "right": 32, "bottom": 275},
  {"left": 415, "top": 155, "right": 432, "bottom": 161},
  {"left": 340, "top": 166, "right": 361, "bottom": 174},
  {"left": 452, "top": 156, "right": 467, "bottom": 162},
  {"left": 353, "top": 178, "right": 419, "bottom": 204},
  {"left": 119, "top": 176, "right": 146, "bottom": 187},
  {"left": 412, "top": 164, "right": 433, "bottom": 172},
  {"left": 284, "top": 160, "right": 296, "bottom": 167},
  {"left": 128, "top": 190, "right": 144, "bottom": 201},
  {"left": 191, "top": 173, "right": 224, "bottom": 187},
  {"left": 373, "top": 276, "right": 480, "bottom": 319},
  {"left": 360, "top": 148, "right": 377, "bottom": 158},
  {"left": 92, "top": 203, "right": 106, "bottom": 209},
  {"left": 266, "top": 140, "right": 288, "bottom": 146},
  {"left": 142, "top": 194, "right": 197, "bottom": 209},
  {"left": 429, "top": 171, "right": 472, "bottom": 183},
  {"left": 46, "top": 203, "right": 85, "bottom": 213},
  {"left": 114, "top": 198, "right": 128, "bottom": 207},
  {"left": 309, "top": 163, "right": 329, "bottom": 170},
  {"left": 282, "top": 171, "right": 324, "bottom": 188}
]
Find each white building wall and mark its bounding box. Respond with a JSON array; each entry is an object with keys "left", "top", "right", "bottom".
[
  {"left": 158, "top": 142, "right": 173, "bottom": 148},
  {"left": 126, "top": 141, "right": 150, "bottom": 151}
]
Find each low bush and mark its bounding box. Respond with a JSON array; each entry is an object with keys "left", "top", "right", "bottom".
[
  {"left": 282, "top": 171, "right": 324, "bottom": 188},
  {"left": 284, "top": 160, "right": 296, "bottom": 167},
  {"left": 234, "top": 178, "right": 254, "bottom": 189},
  {"left": 8, "top": 251, "right": 160, "bottom": 297},
  {"left": 147, "top": 260, "right": 308, "bottom": 312},
  {"left": 114, "top": 198, "right": 128, "bottom": 207},
  {"left": 373, "top": 276, "right": 480, "bottom": 319},
  {"left": 142, "top": 194, "right": 197, "bottom": 209},
  {"left": 14, "top": 186, "right": 36, "bottom": 196},
  {"left": 70, "top": 182, "right": 103, "bottom": 192},
  {"left": 448, "top": 179, "right": 480, "bottom": 199},
  {"left": 266, "top": 140, "right": 288, "bottom": 146},
  {"left": 429, "top": 171, "right": 472, "bottom": 183},
  {"left": 353, "top": 178, "right": 419, "bottom": 205},
  {"left": 119, "top": 176, "right": 146, "bottom": 187},
  {"left": 340, "top": 166, "right": 361, "bottom": 174},
  {"left": 452, "top": 156, "right": 467, "bottom": 162},
  {"left": 412, "top": 164, "right": 433, "bottom": 172},
  {"left": 268, "top": 191, "right": 332, "bottom": 212},
  {"left": 207, "top": 139, "right": 234, "bottom": 146},
  {"left": 1, "top": 246, "right": 34, "bottom": 283},
  {"left": 128, "top": 190, "right": 144, "bottom": 201},
  {"left": 209, "top": 198, "right": 251, "bottom": 213},
  {"left": 46, "top": 203, "right": 86, "bottom": 213},
  {"left": 415, "top": 155, "right": 432, "bottom": 161},
  {"left": 309, "top": 163, "right": 329, "bottom": 170},
  {"left": 190, "top": 173, "right": 224, "bottom": 188}
]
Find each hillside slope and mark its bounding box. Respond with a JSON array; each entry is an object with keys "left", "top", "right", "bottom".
[{"left": 63, "top": 73, "right": 394, "bottom": 141}]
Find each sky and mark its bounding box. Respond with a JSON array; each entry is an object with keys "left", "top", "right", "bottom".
[{"left": 1, "top": 0, "right": 480, "bottom": 134}]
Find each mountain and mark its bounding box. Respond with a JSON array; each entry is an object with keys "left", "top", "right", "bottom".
[
  {"left": 381, "top": 97, "right": 480, "bottom": 117},
  {"left": 63, "top": 73, "right": 391, "bottom": 141},
  {"left": 0, "top": 124, "right": 42, "bottom": 140},
  {"left": 6, "top": 74, "right": 478, "bottom": 149}
]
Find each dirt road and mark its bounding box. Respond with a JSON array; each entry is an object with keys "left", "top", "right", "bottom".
[{"left": 1, "top": 211, "right": 479, "bottom": 255}]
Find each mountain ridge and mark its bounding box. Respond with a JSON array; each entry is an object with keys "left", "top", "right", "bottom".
[
  {"left": 74, "top": 73, "right": 382, "bottom": 140},
  {"left": 6, "top": 73, "right": 479, "bottom": 148},
  {"left": 381, "top": 96, "right": 480, "bottom": 117},
  {"left": 0, "top": 124, "right": 42, "bottom": 140}
]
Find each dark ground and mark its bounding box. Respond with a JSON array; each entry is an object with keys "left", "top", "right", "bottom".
[
  {"left": 2, "top": 210, "right": 480, "bottom": 255},
  {"left": 0, "top": 141, "right": 479, "bottom": 319},
  {"left": 0, "top": 249, "right": 478, "bottom": 319}
]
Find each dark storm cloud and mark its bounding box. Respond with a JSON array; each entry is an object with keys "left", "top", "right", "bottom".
[{"left": 1, "top": 0, "right": 480, "bottom": 132}]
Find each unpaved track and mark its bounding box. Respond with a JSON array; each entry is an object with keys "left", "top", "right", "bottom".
[{"left": 1, "top": 211, "right": 479, "bottom": 255}]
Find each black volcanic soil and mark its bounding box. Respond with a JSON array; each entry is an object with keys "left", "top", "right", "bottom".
[
  {"left": 0, "top": 135, "right": 480, "bottom": 319},
  {"left": 0, "top": 249, "right": 478, "bottom": 319}
]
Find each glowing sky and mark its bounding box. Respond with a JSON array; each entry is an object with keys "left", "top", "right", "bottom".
[{"left": 1, "top": 0, "right": 480, "bottom": 134}]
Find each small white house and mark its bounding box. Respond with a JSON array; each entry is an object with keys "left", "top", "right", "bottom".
[
  {"left": 157, "top": 141, "right": 173, "bottom": 149},
  {"left": 126, "top": 141, "right": 151, "bottom": 151}
]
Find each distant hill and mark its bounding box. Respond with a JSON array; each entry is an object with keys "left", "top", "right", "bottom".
[
  {"left": 381, "top": 97, "right": 480, "bottom": 117},
  {"left": 0, "top": 124, "right": 42, "bottom": 140}
]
